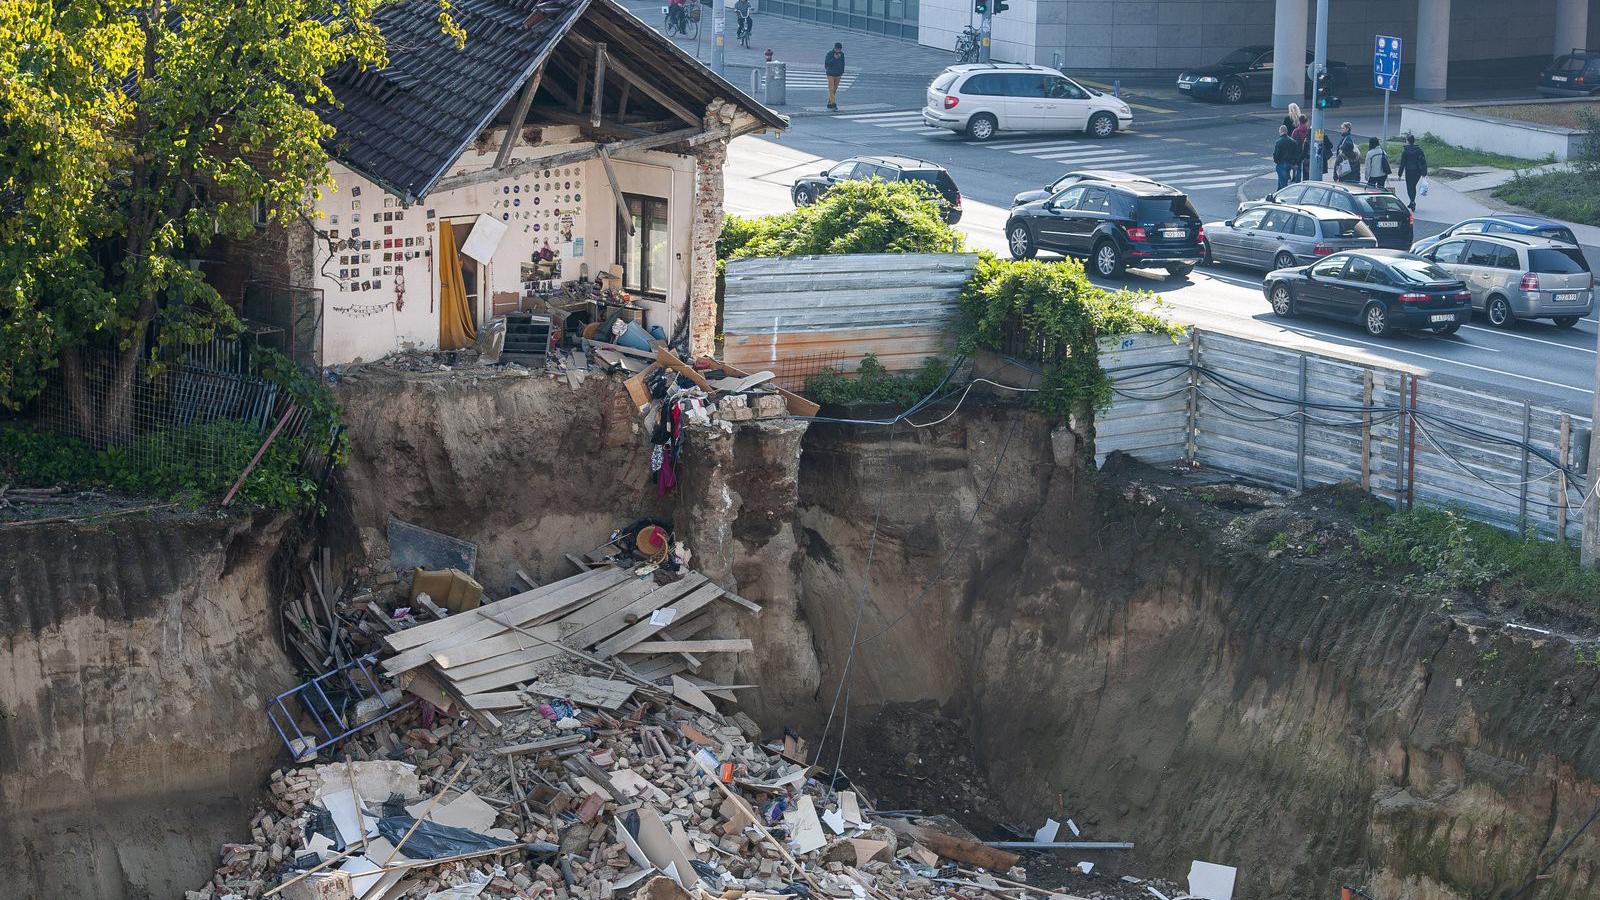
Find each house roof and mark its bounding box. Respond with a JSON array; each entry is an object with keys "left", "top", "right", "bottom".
[{"left": 323, "top": 0, "right": 785, "bottom": 201}]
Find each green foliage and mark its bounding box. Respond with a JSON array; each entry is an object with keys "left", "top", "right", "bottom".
[
  {"left": 1356, "top": 505, "right": 1600, "bottom": 602},
  {"left": 1574, "top": 109, "right": 1600, "bottom": 178},
  {"left": 1267, "top": 531, "right": 1291, "bottom": 553},
  {"left": 805, "top": 355, "right": 950, "bottom": 407},
  {"left": 0, "top": 425, "right": 101, "bottom": 484},
  {"left": 956, "top": 254, "right": 1180, "bottom": 417},
  {"left": 719, "top": 178, "right": 963, "bottom": 262},
  {"left": 1382, "top": 132, "right": 1547, "bottom": 171},
  {"left": 0, "top": 0, "right": 454, "bottom": 417},
  {"left": 1493, "top": 170, "right": 1600, "bottom": 227}
]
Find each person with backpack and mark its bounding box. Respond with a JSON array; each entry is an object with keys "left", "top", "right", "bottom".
[
  {"left": 1335, "top": 123, "right": 1362, "bottom": 183},
  {"left": 1364, "top": 136, "right": 1390, "bottom": 188},
  {"left": 1397, "top": 134, "right": 1428, "bottom": 210}
]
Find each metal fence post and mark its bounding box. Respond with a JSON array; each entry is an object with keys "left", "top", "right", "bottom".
[
  {"left": 1184, "top": 329, "right": 1200, "bottom": 466},
  {"left": 1518, "top": 401, "right": 1531, "bottom": 531},
  {"left": 1296, "top": 354, "right": 1307, "bottom": 492},
  {"left": 1560, "top": 414, "right": 1572, "bottom": 539}
]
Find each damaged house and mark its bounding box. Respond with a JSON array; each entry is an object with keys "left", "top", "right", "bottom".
[{"left": 223, "top": 0, "right": 786, "bottom": 366}]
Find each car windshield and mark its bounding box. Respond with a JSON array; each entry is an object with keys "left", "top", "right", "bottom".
[
  {"left": 1135, "top": 196, "right": 1200, "bottom": 221},
  {"left": 1530, "top": 248, "right": 1591, "bottom": 274},
  {"left": 904, "top": 170, "right": 958, "bottom": 194},
  {"left": 1388, "top": 257, "right": 1453, "bottom": 283},
  {"left": 1328, "top": 218, "right": 1367, "bottom": 238},
  {"left": 1049, "top": 174, "right": 1083, "bottom": 192},
  {"left": 932, "top": 72, "right": 958, "bottom": 91},
  {"left": 1216, "top": 48, "right": 1256, "bottom": 67},
  {"left": 1365, "top": 194, "right": 1409, "bottom": 214},
  {"left": 1535, "top": 225, "right": 1579, "bottom": 244},
  {"left": 1554, "top": 56, "right": 1587, "bottom": 73}
]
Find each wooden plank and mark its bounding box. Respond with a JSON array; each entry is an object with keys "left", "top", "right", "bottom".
[
  {"left": 589, "top": 43, "right": 607, "bottom": 129},
  {"left": 450, "top": 662, "right": 552, "bottom": 696},
  {"left": 381, "top": 569, "right": 628, "bottom": 673},
  {"left": 383, "top": 567, "right": 615, "bottom": 651},
  {"left": 565, "top": 553, "right": 595, "bottom": 572},
  {"left": 563, "top": 574, "right": 708, "bottom": 649},
  {"left": 591, "top": 582, "right": 726, "bottom": 658},
  {"left": 655, "top": 348, "right": 717, "bottom": 395},
  {"left": 716, "top": 588, "right": 762, "bottom": 615},
  {"left": 435, "top": 642, "right": 563, "bottom": 682},
  {"left": 671, "top": 675, "right": 718, "bottom": 714},
  {"left": 620, "top": 639, "right": 753, "bottom": 654},
  {"left": 555, "top": 576, "right": 673, "bottom": 635},
  {"left": 629, "top": 656, "right": 690, "bottom": 681},
  {"left": 496, "top": 733, "right": 588, "bottom": 755},
  {"left": 463, "top": 691, "right": 527, "bottom": 710},
  {"left": 495, "top": 67, "right": 544, "bottom": 169},
  {"left": 701, "top": 359, "right": 820, "bottom": 418},
  {"left": 430, "top": 624, "right": 562, "bottom": 669},
  {"left": 623, "top": 363, "right": 661, "bottom": 412}
]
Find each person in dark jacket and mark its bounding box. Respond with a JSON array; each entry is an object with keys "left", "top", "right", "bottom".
[
  {"left": 1397, "top": 133, "right": 1428, "bottom": 210},
  {"left": 1335, "top": 122, "right": 1361, "bottom": 182},
  {"left": 824, "top": 43, "right": 846, "bottom": 110},
  {"left": 1273, "top": 125, "right": 1299, "bottom": 189},
  {"left": 1292, "top": 115, "right": 1311, "bottom": 181}
]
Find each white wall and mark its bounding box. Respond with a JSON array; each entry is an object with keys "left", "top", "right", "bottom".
[
  {"left": 313, "top": 126, "right": 695, "bottom": 365},
  {"left": 918, "top": 0, "right": 1039, "bottom": 64}
]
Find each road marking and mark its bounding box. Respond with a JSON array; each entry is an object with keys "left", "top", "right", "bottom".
[
  {"left": 1178, "top": 176, "right": 1249, "bottom": 189},
  {"left": 837, "top": 109, "right": 921, "bottom": 121},
  {"left": 1460, "top": 324, "right": 1596, "bottom": 354},
  {"left": 1268, "top": 326, "right": 1594, "bottom": 393}
]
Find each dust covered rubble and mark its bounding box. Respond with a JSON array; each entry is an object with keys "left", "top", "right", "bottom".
[{"left": 193, "top": 688, "right": 1176, "bottom": 900}]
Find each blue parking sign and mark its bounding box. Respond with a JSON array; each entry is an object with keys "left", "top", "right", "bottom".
[{"left": 1374, "top": 34, "right": 1402, "bottom": 92}]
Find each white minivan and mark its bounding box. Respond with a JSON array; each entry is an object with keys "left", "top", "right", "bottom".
[{"left": 922, "top": 63, "right": 1133, "bottom": 141}]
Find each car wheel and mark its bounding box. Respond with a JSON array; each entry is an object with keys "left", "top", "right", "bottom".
[
  {"left": 1222, "top": 80, "right": 1245, "bottom": 104},
  {"left": 1088, "top": 112, "right": 1116, "bottom": 139},
  {"left": 1007, "top": 223, "right": 1036, "bottom": 260},
  {"left": 945, "top": 209, "right": 963, "bottom": 225},
  {"left": 1554, "top": 315, "right": 1580, "bottom": 328},
  {"left": 1486, "top": 295, "right": 1515, "bottom": 328},
  {"left": 1269, "top": 282, "right": 1295, "bottom": 317},
  {"left": 1273, "top": 251, "right": 1296, "bottom": 271},
  {"left": 1363, "top": 302, "right": 1391, "bottom": 337},
  {"left": 966, "top": 113, "right": 997, "bottom": 141},
  {"left": 1433, "top": 323, "right": 1461, "bottom": 335},
  {"left": 1165, "top": 262, "right": 1195, "bottom": 278},
  {"left": 1092, "top": 240, "right": 1123, "bottom": 277},
  {"left": 792, "top": 185, "right": 812, "bottom": 206},
  {"left": 1201, "top": 241, "right": 1215, "bottom": 267}
]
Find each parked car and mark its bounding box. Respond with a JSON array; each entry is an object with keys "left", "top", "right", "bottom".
[
  {"left": 922, "top": 63, "right": 1133, "bottom": 142},
  {"left": 1411, "top": 214, "right": 1580, "bottom": 254},
  {"left": 1012, "top": 169, "right": 1157, "bottom": 208},
  {"left": 1538, "top": 49, "right": 1600, "bottom": 97},
  {"left": 1413, "top": 234, "right": 1594, "bottom": 328},
  {"left": 1006, "top": 179, "right": 1205, "bottom": 278},
  {"left": 1263, "top": 249, "right": 1473, "bottom": 337},
  {"left": 791, "top": 155, "right": 963, "bottom": 223},
  {"left": 1243, "top": 181, "right": 1413, "bottom": 249},
  {"left": 1203, "top": 205, "right": 1377, "bottom": 272},
  {"left": 1177, "top": 46, "right": 1348, "bottom": 104}
]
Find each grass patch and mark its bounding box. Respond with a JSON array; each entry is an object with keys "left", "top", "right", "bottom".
[
  {"left": 1383, "top": 133, "right": 1547, "bottom": 172},
  {"left": 1452, "top": 101, "right": 1600, "bottom": 131},
  {"left": 805, "top": 354, "right": 951, "bottom": 407},
  {"left": 1492, "top": 170, "right": 1600, "bottom": 227},
  {"left": 1356, "top": 505, "right": 1600, "bottom": 603}
]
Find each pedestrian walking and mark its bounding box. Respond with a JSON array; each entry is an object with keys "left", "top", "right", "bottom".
[
  {"left": 1273, "top": 125, "right": 1299, "bottom": 189},
  {"left": 824, "top": 43, "right": 846, "bottom": 110},
  {"left": 1397, "top": 133, "right": 1428, "bottom": 210},
  {"left": 1364, "top": 136, "right": 1390, "bottom": 188},
  {"left": 1292, "top": 114, "right": 1310, "bottom": 181},
  {"left": 1282, "top": 102, "right": 1302, "bottom": 134},
  {"left": 1335, "top": 122, "right": 1361, "bottom": 183}
]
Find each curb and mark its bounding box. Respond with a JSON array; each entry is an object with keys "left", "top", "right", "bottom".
[{"left": 1236, "top": 172, "right": 1276, "bottom": 205}]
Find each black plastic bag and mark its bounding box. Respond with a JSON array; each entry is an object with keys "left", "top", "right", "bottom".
[{"left": 375, "top": 816, "right": 513, "bottom": 860}]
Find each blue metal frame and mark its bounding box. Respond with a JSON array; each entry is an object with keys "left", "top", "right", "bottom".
[{"left": 267, "top": 654, "right": 415, "bottom": 759}]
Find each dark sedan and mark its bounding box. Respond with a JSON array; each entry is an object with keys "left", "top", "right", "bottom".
[
  {"left": 1263, "top": 249, "right": 1473, "bottom": 337},
  {"left": 1178, "top": 46, "right": 1348, "bottom": 104},
  {"left": 793, "top": 155, "right": 963, "bottom": 223},
  {"left": 1012, "top": 170, "right": 1157, "bottom": 208}
]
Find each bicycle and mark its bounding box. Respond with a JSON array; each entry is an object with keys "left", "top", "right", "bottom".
[
  {"left": 663, "top": 2, "right": 700, "bottom": 40},
  {"left": 954, "top": 26, "right": 980, "bottom": 63},
  {"left": 736, "top": 10, "right": 753, "bottom": 48}
]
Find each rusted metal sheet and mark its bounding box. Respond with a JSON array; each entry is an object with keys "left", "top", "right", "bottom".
[{"left": 721, "top": 253, "right": 976, "bottom": 374}]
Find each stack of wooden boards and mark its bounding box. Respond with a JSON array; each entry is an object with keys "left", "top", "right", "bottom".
[{"left": 381, "top": 564, "right": 762, "bottom": 715}]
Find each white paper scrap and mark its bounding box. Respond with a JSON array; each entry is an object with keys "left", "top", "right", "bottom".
[
  {"left": 650, "top": 608, "right": 678, "bottom": 626},
  {"left": 822, "top": 809, "right": 847, "bottom": 834},
  {"left": 839, "top": 791, "right": 864, "bottom": 827},
  {"left": 1067, "top": 818, "right": 1081, "bottom": 837},
  {"left": 1147, "top": 887, "right": 1173, "bottom": 900},
  {"left": 1034, "top": 817, "right": 1061, "bottom": 843},
  {"left": 1076, "top": 862, "right": 1094, "bottom": 875},
  {"left": 791, "top": 796, "right": 827, "bottom": 854},
  {"left": 1187, "top": 860, "right": 1237, "bottom": 900}
]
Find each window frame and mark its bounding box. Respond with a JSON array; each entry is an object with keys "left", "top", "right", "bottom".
[{"left": 621, "top": 193, "right": 671, "bottom": 299}]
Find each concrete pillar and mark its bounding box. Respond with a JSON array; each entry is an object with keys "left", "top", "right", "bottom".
[
  {"left": 1271, "top": 0, "right": 1310, "bottom": 107},
  {"left": 1414, "top": 0, "right": 1451, "bottom": 103},
  {"left": 1554, "top": 0, "right": 1588, "bottom": 59}
]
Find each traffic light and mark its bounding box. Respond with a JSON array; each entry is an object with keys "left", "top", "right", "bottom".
[
  {"left": 973, "top": 0, "right": 986, "bottom": 12},
  {"left": 1314, "top": 71, "right": 1341, "bottom": 109},
  {"left": 993, "top": 0, "right": 1009, "bottom": 13}
]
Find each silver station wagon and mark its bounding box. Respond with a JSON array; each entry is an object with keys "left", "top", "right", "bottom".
[
  {"left": 1203, "top": 204, "right": 1377, "bottom": 273},
  {"left": 1413, "top": 234, "right": 1593, "bottom": 328}
]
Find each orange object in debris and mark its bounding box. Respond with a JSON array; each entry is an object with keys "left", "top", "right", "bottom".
[
  {"left": 1341, "top": 890, "right": 1353, "bottom": 900},
  {"left": 636, "top": 525, "right": 670, "bottom": 558},
  {"left": 720, "top": 761, "right": 735, "bottom": 783}
]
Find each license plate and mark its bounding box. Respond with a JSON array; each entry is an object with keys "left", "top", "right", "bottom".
[
  {"left": 1557, "top": 292, "right": 1578, "bottom": 303},
  {"left": 1377, "top": 221, "right": 1400, "bottom": 228},
  {"left": 1178, "top": 83, "right": 1191, "bottom": 90},
  {"left": 1552, "top": 75, "right": 1569, "bottom": 82},
  {"left": 1161, "top": 228, "right": 1186, "bottom": 238},
  {"left": 1430, "top": 314, "right": 1454, "bottom": 323}
]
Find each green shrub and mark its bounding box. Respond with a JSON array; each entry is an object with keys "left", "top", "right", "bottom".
[
  {"left": 719, "top": 178, "right": 963, "bottom": 262},
  {"left": 0, "top": 425, "right": 101, "bottom": 484},
  {"left": 805, "top": 355, "right": 950, "bottom": 407},
  {"left": 956, "top": 255, "right": 1179, "bottom": 417},
  {"left": 1492, "top": 170, "right": 1600, "bottom": 227}
]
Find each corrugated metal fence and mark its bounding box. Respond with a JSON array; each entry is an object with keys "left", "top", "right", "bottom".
[
  {"left": 1098, "top": 330, "right": 1588, "bottom": 539},
  {"left": 722, "top": 253, "right": 977, "bottom": 381}
]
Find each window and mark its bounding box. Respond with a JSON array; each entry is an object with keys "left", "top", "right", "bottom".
[
  {"left": 1491, "top": 245, "right": 1521, "bottom": 270},
  {"left": 1534, "top": 225, "right": 1579, "bottom": 245},
  {"left": 961, "top": 74, "right": 1004, "bottom": 96},
  {"left": 1259, "top": 210, "right": 1291, "bottom": 233},
  {"left": 933, "top": 72, "right": 958, "bottom": 91},
  {"left": 1455, "top": 221, "right": 1485, "bottom": 234},
  {"left": 1464, "top": 241, "right": 1499, "bottom": 266},
  {"left": 1298, "top": 187, "right": 1331, "bottom": 208},
  {"left": 827, "top": 161, "right": 859, "bottom": 179},
  {"left": 1216, "top": 48, "right": 1256, "bottom": 67},
  {"left": 1045, "top": 77, "right": 1089, "bottom": 100},
  {"left": 622, "top": 195, "right": 669, "bottom": 297},
  {"left": 1292, "top": 216, "right": 1317, "bottom": 237},
  {"left": 1051, "top": 185, "right": 1087, "bottom": 209},
  {"left": 1530, "top": 248, "right": 1590, "bottom": 274},
  {"left": 1276, "top": 184, "right": 1308, "bottom": 204},
  {"left": 1554, "top": 55, "right": 1587, "bottom": 73},
  {"left": 1431, "top": 240, "right": 1469, "bottom": 264},
  {"left": 866, "top": 164, "right": 898, "bottom": 180},
  {"left": 1003, "top": 74, "right": 1049, "bottom": 97},
  {"left": 1389, "top": 257, "right": 1453, "bottom": 283},
  {"left": 1483, "top": 221, "right": 1514, "bottom": 234},
  {"left": 252, "top": 198, "right": 270, "bottom": 229},
  {"left": 1343, "top": 256, "right": 1379, "bottom": 283},
  {"left": 1135, "top": 195, "right": 1200, "bottom": 221},
  {"left": 1078, "top": 188, "right": 1112, "bottom": 212},
  {"left": 1310, "top": 256, "right": 1348, "bottom": 278},
  {"left": 1251, "top": 51, "right": 1274, "bottom": 70},
  {"left": 1232, "top": 209, "right": 1267, "bottom": 230}
]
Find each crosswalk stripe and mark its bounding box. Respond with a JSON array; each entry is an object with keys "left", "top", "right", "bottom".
[
  {"left": 1171, "top": 176, "right": 1245, "bottom": 189},
  {"left": 1008, "top": 144, "right": 1126, "bottom": 156},
  {"left": 839, "top": 110, "right": 921, "bottom": 121},
  {"left": 993, "top": 139, "right": 1090, "bottom": 150},
  {"left": 1025, "top": 149, "right": 1145, "bottom": 161}
]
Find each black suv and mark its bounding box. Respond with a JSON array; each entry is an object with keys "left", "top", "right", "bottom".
[
  {"left": 1177, "top": 46, "right": 1348, "bottom": 104},
  {"left": 791, "top": 155, "right": 963, "bottom": 223},
  {"left": 1244, "top": 181, "right": 1413, "bottom": 250},
  {"left": 1006, "top": 179, "right": 1205, "bottom": 278},
  {"left": 1539, "top": 49, "right": 1600, "bottom": 97}
]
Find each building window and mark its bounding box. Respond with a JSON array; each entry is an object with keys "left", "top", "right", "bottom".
[
  {"left": 622, "top": 195, "right": 669, "bottom": 297},
  {"left": 252, "top": 197, "right": 270, "bottom": 228}
]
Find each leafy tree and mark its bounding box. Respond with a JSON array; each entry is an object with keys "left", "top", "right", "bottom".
[
  {"left": 0, "top": 0, "right": 406, "bottom": 437},
  {"left": 719, "top": 178, "right": 963, "bottom": 261}
]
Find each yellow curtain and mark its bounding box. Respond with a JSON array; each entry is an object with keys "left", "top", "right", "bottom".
[{"left": 438, "top": 221, "right": 476, "bottom": 349}]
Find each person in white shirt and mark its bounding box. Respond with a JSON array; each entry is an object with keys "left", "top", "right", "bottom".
[{"left": 1363, "top": 136, "right": 1390, "bottom": 188}]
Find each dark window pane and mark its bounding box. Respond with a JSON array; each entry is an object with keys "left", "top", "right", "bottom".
[{"left": 1531, "top": 248, "right": 1590, "bottom": 274}]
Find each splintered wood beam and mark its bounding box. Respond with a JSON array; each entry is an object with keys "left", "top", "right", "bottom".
[
  {"left": 590, "top": 42, "right": 608, "bottom": 129},
  {"left": 496, "top": 66, "right": 545, "bottom": 169},
  {"left": 573, "top": 57, "right": 589, "bottom": 114},
  {"left": 430, "top": 127, "right": 705, "bottom": 194},
  {"left": 563, "top": 31, "right": 699, "bottom": 126},
  {"left": 600, "top": 147, "right": 633, "bottom": 236},
  {"left": 618, "top": 81, "right": 631, "bottom": 118}
]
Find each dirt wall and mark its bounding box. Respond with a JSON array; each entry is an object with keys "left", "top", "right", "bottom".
[
  {"left": 787, "top": 406, "right": 1600, "bottom": 900},
  {"left": 0, "top": 511, "right": 296, "bottom": 900}
]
